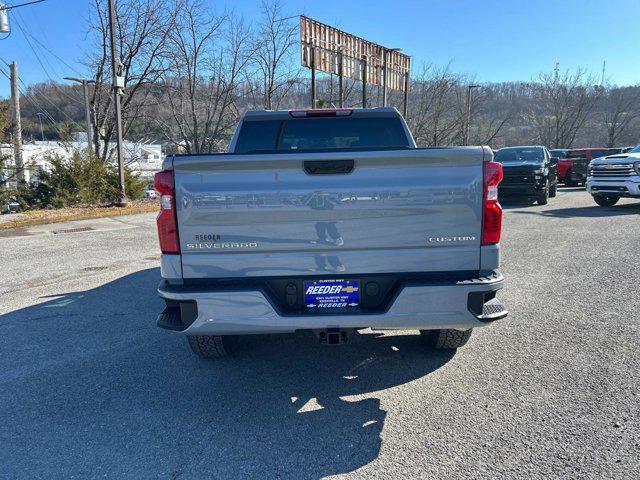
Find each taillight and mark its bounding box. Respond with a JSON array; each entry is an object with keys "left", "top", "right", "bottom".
[
  {"left": 154, "top": 170, "right": 180, "bottom": 254},
  {"left": 482, "top": 161, "right": 503, "bottom": 245}
]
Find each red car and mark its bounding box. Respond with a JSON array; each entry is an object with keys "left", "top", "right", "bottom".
[{"left": 558, "top": 148, "right": 622, "bottom": 186}]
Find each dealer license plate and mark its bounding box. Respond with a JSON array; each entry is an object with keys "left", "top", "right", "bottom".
[{"left": 304, "top": 279, "right": 360, "bottom": 309}]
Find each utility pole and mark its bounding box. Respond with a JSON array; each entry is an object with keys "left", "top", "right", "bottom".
[
  {"left": 464, "top": 84, "right": 480, "bottom": 146},
  {"left": 36, "top": 112, "right": 45, "bottom": 140},
  {"left": 64, "top": 77, "right": 94, "bottom": 152},
  {"left": 1, "top": 1, "right": 48, "bottom": 35},
  {"left": 9, "top": 61, "right": 24, "bottom": 184},
  {"left": 107, "top": 0, "right": 127, "bottom": 206}
]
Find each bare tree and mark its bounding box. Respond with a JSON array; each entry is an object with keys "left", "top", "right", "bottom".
[
  {"left": 524, "top": 67, "right": 600, "bottom": 148},
  {"left": 465, "top": 87, "right": 512, "bottom": 146},
  {"left": 87, "top": 0, "right": 176, "bottom": 161},
  {"left": 12, "top": 17, "right": 638, "bottom": 154},
  {"left": 156, "top": 2, "right": 254, "bottom": 153},
  {"left": 252, "top": 0, "right": 300, "bottom": 110},
  {"left": 599, "top": 86, "right": 640, "bottom": 147},
  {"left": 407, "top": 64, "right": 464, "bottom": 147}
]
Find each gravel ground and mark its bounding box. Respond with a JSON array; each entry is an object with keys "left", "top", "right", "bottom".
[{"left": 0, "top": 189, "right": 638, "bottom": 479}]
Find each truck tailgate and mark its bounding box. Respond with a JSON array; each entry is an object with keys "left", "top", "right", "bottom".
[{"left": 173, "top": 148, "right": 487, "bottom": 278}]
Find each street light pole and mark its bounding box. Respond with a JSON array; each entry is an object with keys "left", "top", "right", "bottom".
[
  {"left": 64, "top": 77, "right": 94, "bottom": 152},
  {"left": 464, "top": 84, "right": 480, "bottom": 146},
  {"left": 107, "top": 0, "right": 127, "bottom": 206}
]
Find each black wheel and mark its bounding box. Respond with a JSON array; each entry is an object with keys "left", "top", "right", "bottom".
[
  {"left": 549, "top": 182, "right": 557, "bottom": 197},
  {"left": 420, "top": 329, "right": 473, "bottom": 349},
  {"left": 187, "top": 335, "right": 239, "bottom": 358},
  {"left": 593, "top": 195, "right": 620, "bottom": 207},
  {"left": 537, "top": 180, "right": 549, "bottom": 205}
]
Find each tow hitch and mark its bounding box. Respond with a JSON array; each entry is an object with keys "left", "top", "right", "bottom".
[{"left": 313, "top": 328, "right": 351, "bottom": 345}]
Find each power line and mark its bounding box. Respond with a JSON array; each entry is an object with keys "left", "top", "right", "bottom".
[
  {"left": 14, "top": 10, "right": 61, "bottom": 77},
  {"left": 16, "top": 9, "right": 83, "bottom": 76},
  {"left": 2, "top": 54, "right": 80, "bottom": 125},
  {"left": 11, "top": 81, "right": 67, "bottom": 137},
  {"left": 0, "top": 0, "right": 47, "bottom": 11},
  {"left": 0, "top": 56, "right": 75, "bottom": 136},
  {"left": 17, "top": 71, "right": 78, "bottom": 124},
  {"left": 12, "top": 11, "right": 84, "bottom": 108}
]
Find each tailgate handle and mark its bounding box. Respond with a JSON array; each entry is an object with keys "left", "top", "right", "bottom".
[{"left": 304, "top": 159, "right": 354, "bottom": 175}]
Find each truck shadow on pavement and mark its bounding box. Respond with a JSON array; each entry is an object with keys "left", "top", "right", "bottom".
[
  {"left": 505, "top": 202, "right": 640, "bottom": 218},
  {"left": 0, "top": 268, "right": 454, "bottom": 479}
]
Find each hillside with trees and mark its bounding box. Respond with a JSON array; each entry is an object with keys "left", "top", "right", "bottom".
[{"left": 10, "top": 0, "right": 640, "bottom": 159}]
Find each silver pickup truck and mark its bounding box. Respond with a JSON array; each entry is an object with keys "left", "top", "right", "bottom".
[{"left": 154, "top": 107, "right": 507, "bottom": 358}]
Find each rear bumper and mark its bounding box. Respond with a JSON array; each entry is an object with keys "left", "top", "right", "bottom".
[
  {"left": 157, "top": 271, "right": 506, "bottom": 335},
  {"left": 587, "top": 178, "right": 640, "bottom": 197}
]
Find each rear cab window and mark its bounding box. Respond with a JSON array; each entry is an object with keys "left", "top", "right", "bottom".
[
  {"left": 234, "top": 117, "right": 411, "bottom": 153},
  {"left": 590, "top": 149, "right": 611, "bottom": 159},
  {"left": 566, "top": 150, "right": 587, "bottom": 159},
  {"left": 494, "top": 147, "right": 544, "bottom": 163}
]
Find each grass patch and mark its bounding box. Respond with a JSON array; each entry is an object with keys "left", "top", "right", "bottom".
[{"left": 0, "top": 201, "right": 158, "bottom": 230}]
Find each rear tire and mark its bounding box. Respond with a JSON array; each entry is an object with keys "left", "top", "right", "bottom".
[
  {"left": 537, "top": 181, "right": 549, "bottom": 205},
  {"left": 593, "top": 195, "right": 620, "bottom": 207},
  {"left": 187, "top": 335, "right": 239, "bottom": 358},
  {"left": 549, "top": 182, "right": 557, "bottom": 197},
  {"left": 420, "top": 329, "right": 473, "bottom": 349}
]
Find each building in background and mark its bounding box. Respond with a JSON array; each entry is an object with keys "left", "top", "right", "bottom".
[{"left": 0, "top": 136, "right": 163, "bottom": 187}]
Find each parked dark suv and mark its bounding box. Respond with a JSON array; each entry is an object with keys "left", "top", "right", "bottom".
[{"left": 495, "top": 146, "right": 558, "bottom": 205}]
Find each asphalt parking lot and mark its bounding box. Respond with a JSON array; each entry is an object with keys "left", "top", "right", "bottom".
[{"left": 1, "top": 188, "right": 639, "bottom": 479}]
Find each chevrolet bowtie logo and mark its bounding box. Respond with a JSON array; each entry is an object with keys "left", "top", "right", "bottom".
[{"left": 343, "top": 286, "right": 359, "bottom": 293}]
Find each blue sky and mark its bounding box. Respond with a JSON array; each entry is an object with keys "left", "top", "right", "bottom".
[{"left": 1, "top": 0, "right": 639, "bottom": 97}]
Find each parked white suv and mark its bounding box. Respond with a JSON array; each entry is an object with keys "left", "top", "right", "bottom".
[{"left": 586, "top": 145, "right": 640, "bottom": 206}]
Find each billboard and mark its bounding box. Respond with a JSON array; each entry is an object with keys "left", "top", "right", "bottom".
[{"left": 300, "top": 15, "right": 410, "bottom": 92}]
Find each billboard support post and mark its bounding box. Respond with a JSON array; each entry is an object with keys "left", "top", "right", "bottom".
[
  {"left": 310, "top": 46, "right": 316, "bottom": 108},
  {"left": 382, "top": 50, "right": 387, "bottom": 107},
  {"left": 362, "top": 57, "right": 367, "bottom": 108},
  {"left": 338, "top": 49, "right": 344, "bottom": 108},
  {"left": 403, "top": 72, "right": 409, "bottom": 118}
]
